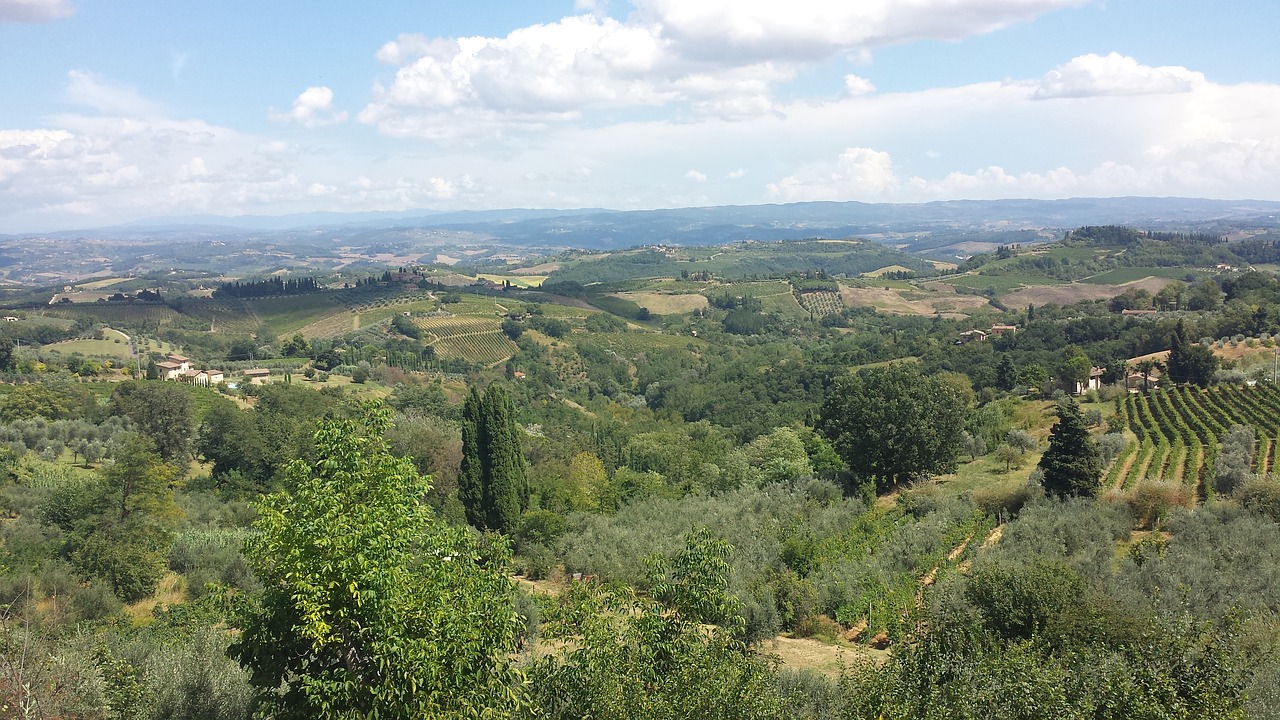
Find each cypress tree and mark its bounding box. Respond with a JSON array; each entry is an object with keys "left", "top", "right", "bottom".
[
  {"left": 480, "top": 385, "right": 526, "bottom": 532},
  {"left": 1038, "top": 399, "right": 1101, "bottom": 498},
  {"left": 458, "top": 387, "right": 485, "bottom": 528},
  {"left": 458, "top": 385, "right": 527, "bottom": 533}
]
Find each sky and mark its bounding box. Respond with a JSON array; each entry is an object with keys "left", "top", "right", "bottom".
[{"left": 1, "top": 0, "right": 1279, "bottom": 233}]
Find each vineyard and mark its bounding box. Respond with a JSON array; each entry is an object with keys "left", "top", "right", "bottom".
[
  {"left": 412, "top": 315, "right": 519, "bottom": 365},
  {"left": 1111, "top": 383, "right": 1280, "bottom": 495},
  {"left": 796, "top": 290, "right": 844, "bottom": 316}
]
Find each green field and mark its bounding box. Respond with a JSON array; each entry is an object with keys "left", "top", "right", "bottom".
[
  {"left": 45, "top": 336, "right": 133, "bottom": 360},
  {"left": 941, "top": 272, "right": 1062, "bottom": 293}
]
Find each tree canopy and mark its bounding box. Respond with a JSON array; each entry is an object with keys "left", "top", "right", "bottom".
[
  {"left": 817, "top": 364, "right": 969, "bottom": 488},
  {"left": 228, "top": 404, "right": 524, "bottom": 719}
]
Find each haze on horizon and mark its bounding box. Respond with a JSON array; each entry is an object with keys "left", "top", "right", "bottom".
[{"left": 1, "top": 0, "right": 1278, "bottom": 234}]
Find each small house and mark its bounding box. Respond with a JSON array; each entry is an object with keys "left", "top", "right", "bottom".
[
  {"left": 989, "top": 323, "right": 1018, "bottom": 336},
  {"left": 243, "top": 368, "right": 271, "bottom": 385},
  {"left": 958, "top": 329, "right": 987, "bottom": 343},
  {"left": 156, "top": 360, "right": 184, "bottom": 381}
]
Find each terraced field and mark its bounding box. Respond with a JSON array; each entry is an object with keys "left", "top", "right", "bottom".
[{"left": 412, "top": 315, "right": 519, "bottom": 364}]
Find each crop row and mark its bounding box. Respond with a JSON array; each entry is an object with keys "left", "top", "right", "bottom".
[
  {"left": 796, "top": 291, "right": 844, "bottom": 316},
  {"left": 1114, "top": 384, "right": 1280, "bottom": 496}
]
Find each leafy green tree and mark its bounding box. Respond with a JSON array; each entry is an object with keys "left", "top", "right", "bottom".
[
  {"left": 1037, "top": 399, "right": 1101, "bottom": 498},
  {"left": 110, "top": 381, "right": 194, "bottom": 464},
  {"left": 0, "top": 382, "right": 70, "bottom": 421},
  {"left": 818, "top": 364, "right": 969, "bottom": 489},
  {"left": 459, "top": 385, "right": 528, "bottom": 532},
  {"left": 528, "top": 529, "right": 783, "bottom": 719},
  {"left": 46, "top": 434, "right": 179, "bottom": 602},
  {"left": 228, "top": 404, "right": 524, "bottom": 719},
  {"left": 1060, "top": 352, "right": 1091, "bottom": 393}
]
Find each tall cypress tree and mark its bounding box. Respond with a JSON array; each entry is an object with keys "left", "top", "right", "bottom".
[
  {"left": 458, "top": 387, "right": 485, "bottom": 528},
  {"left": 480, "top": 385, "right": 526, "bottom": 532},
  {"left": 1038, "top": 399, "right": 1101, "bottom": 498},
  {"left": 458, "top": 385, "right": 527, "bottom": 533}
]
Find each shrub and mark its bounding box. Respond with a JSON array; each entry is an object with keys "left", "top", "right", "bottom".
[
  {"left": 1238, "top": 475, "right": 1280, "bottom": 521},
  {"left": 1124, "top": 480, "right": 1194, "bottom": 529}
]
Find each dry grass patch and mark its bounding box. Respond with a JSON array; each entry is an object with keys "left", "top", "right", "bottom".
[
  {"left": 765, "top": 635, "right": 887, "bottom": 677},
  {"left": 1002, "top": 276, "right": 1176, "bottom": 307},
  {"left": 612, "top": 291, "right": 709, "bottom": 314}
]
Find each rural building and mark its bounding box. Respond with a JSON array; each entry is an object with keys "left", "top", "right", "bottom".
[
  {"left": 989, "top": 323, "right": 1018, "bottom": 336},
  {"left": 1074, "top": 367, "right": 1106, "bottom": 395},
  {"left": 1127, "top": 373, "right": 1160, "bottom": 392},
  {"left": 243, "top": 368, "right": 271, "bottom": 385},
  {"left": 958, "top": 329, "right": 987, "bottom": 343}
]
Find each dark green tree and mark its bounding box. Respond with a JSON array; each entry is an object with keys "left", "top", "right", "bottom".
[
  {"left": 818, "top": 364, "right": 969, "bottom": 489},
  {"left": 1038, "top": 399, "right": 1101, "bottom": 498},
  {"left": 1165, "top": 319, "right": 1217, "bottom": 386},
  {"left": 995, "top": 354, "right": 1016, "bottom": 391},
  {"left": 458, "top": 387, "right": 485, "bottom": 528},
  {"left": 459, "top": 385, "right": 528, "bottom": 532},
  {"left": 110, "top": 381, "right": 194, "bottom": 464}
]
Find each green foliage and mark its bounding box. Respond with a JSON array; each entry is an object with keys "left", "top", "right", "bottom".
[
  {"left": 818, "top": 363, "right": 969, "bottom": 488},
  {"left": 1038, "top": 399, "right": 1102, "bottom": 498},
  {"left": 459, "top": 384, "right": 528, "bottom": 532},
  {"left": 528, "top": 530, "right": 783, "bottom": 720},
  {"left": 228, "top": 404, "right": 525, "bottom": 718},
  {"left": 111, "top": 381, "right": 195, "bottom": 464}
]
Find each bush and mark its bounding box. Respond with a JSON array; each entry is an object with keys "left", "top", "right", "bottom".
[
  {"left": 1124, "top": 479, "right": 1193, "bottom": 529},
  {"left": 1238, "top": 475, "right": 1280, "bottom": 521}
]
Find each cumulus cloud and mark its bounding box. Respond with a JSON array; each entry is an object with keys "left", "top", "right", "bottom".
[
  {"left": 361, "top": 0, "right": 1085, "bottom": 140},
  {"left": 1033, "top": 52, "right": 1203, "bottom": 99},
  {"left": 844, "top": 74, "right": 876, "bottom": 96},
  {"left": 270, "top": 86, "right": 348, "bottom": 128},
  {"left": 768, "top": 147, "right": 899, "bottom": 201},
  {"left": 685, "top": 169, "right": 706, "bottom": 182},
  {"left": 0, "top": 0, "right": 73, "bottom": 23},
  {"left": 633, "top": 0, "right": 1088, "bottom": 63}
]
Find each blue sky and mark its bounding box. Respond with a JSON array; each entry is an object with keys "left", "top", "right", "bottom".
[{"left": 2, "top": 0, "right": 1279, "bottom": 232}]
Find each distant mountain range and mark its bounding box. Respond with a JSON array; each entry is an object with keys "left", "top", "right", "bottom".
[{"left": 9, "top": 197, "right": 1280, "bottom": 253}]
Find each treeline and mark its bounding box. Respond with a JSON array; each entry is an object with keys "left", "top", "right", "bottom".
[
  {"left": 1068, "top": 225, "right": 1223, "bottom": 246},
  {"left": 212, "top": 276, "right": 319, "bottom": 299}
]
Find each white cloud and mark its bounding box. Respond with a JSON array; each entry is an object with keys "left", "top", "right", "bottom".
[
  {"left": 685, "top": 169, "right": 706, "bottom": 182},
  {"left": 633, "top": 0, "right": 1088, "bottom": 63},
  {"left": 844, "top": 74, "right": 875, "bottom": 96},
  {"left": 361, "top": 0, "right": 1085, "bottom": 140},
  {"left": 768, "top": 147, "right": 899, "bottom": 201},
  {"left": 727, "top": 168, "right": 746, "bottom": 179},
  {"left": 0, "top": 0, "right": 73, "bottom": 23},
  {"left": 1032, "top": 52, "right": 1203, "bottom": 99},
  {"left": 270, "top": 86, "right": 348, "bottom": 128}
]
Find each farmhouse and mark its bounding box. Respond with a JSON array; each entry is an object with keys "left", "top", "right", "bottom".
[
  {"left": 243, "top": 368, "right": 271, "bottom": 385},
  {"left": 155, "top": 354, "right": 192, "bottom": 381},
  {"left": 989, "top": 323, "right": 1018, "bottom": 336},
  {"left": 958, "top": 329, "right": 987, "bottom": 343}
]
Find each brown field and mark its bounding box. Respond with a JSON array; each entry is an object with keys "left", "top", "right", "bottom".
[
  {"left": 1001, "top": 276, "right": 1175, "bottom": 307},
  {"left": 612, "top": 291, "right": 709, "bottom": 314},
  {"left": 839, "top": 283, "right": 989, "bottom": 318}
]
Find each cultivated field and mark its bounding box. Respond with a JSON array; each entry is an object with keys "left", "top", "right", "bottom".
[{"left": 610, "top": 291, "right": 708, "bottom": 314}]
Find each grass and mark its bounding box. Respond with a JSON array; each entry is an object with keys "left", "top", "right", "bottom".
[
  {"left": 45, "top": 336, "right": 133, "bottom": 360},
  {"left": 476, "top": 273, "right": 547, "bottom": 288},
  {"left": 610, "top": 291, "right": 708, "bottom": 315}
]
